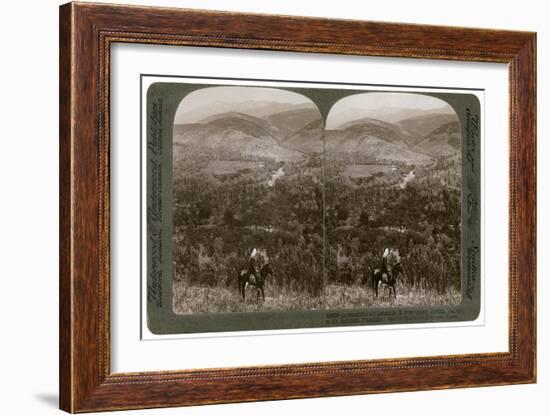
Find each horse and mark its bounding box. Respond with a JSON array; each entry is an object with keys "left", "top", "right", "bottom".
[
  {"left": 372, "top": 261, "right": 405, "bottom": 298},
  {"left": 238, "top": 263, "right": 273, "bottom": 301}
]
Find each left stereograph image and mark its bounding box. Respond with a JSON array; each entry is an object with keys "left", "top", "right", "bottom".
[
  {"left": 145, "top": 79, "right": 481, "bottom": 334},
  {"left": 171, "top": 87, "right": 325, "bottom": 314}
]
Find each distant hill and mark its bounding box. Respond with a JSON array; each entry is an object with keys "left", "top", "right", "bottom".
[
  {"left": 335, "top": 117, "right": 411, "bottom": 148},
  {"left": 174, "top": 103, "right": 328, "bottom": 160},
  {"left": 199, "top": 111, "right": 281, "bottom": 138},
  {"left": 326, "top": 118, "right": 433, "bottom": 164},
  {"left": 175, "top": 101, "right": 313, "bottom": 124},
  {"left": 414, "top": 121, "right": 461, "bottom": 158},
  {"left": 326, "top": 133, "right": 433, "bottom": 164},
  {"left": 282, "top": 119, "right": 324, "bottom": 154},
  {"left": 174, "top": 112, "right": 304, "bottom": 161},
  {"left": 397, "top": 113, "right": 459, "bottom": 146},
  {"left": 263, "top": 107, "right": 323, "bottom": 153},
  {"left": 327, "top": 105, "right": 456, "bottom": 129},
  {"left": 264, "top": 107, "right": 320, "bottom": 138}
]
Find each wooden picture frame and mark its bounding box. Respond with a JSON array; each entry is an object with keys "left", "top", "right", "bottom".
[{"left": 59, "top": 2, "right": 536, "bottom": 412}]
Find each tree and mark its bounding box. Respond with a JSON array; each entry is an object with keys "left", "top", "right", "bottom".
[
  {"left": 359, "top": 210, "right": 370, "bottom": 228},
  {"left": 336, "top": 204, "right": 349, "bottom": 223},
  {"left": 197, "top": 201, "right": 212, "bottom": 222},
  {"left": 223, "top": 208, "right": 234, "bottom": 226}
]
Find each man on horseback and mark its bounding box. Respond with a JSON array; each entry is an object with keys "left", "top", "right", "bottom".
[
  {"left": 371, "top": 247, "right": 404, "bottom": 298},
  {"left": 248, "top": 248, "right": 259, "bottom": 284},
  {"left": 381, "top": 248, "right": 391, "bottom": 283},
  {"left": 238, "top": 248, "right": 272, "bottom": 301}
]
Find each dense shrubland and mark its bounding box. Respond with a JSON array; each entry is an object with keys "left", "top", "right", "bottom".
[{"left": 172, "top": 152, "right": 461, "bottom": 313}]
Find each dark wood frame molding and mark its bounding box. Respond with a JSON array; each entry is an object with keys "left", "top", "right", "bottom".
[{"left": 59, "top": 2, "right": 536, "bottom": 412}]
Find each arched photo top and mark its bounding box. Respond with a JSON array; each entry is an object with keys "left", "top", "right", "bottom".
[
  {"left": 325, "top": 92, "right": 461, "bottom": 162},
  {"left": 173, "top": 86, "right": 324, "bottom": 161}
]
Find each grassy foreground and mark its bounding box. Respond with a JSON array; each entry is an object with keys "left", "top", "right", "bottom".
[{"left": 173, "top": 281, "right": 461, "bottom": 315}]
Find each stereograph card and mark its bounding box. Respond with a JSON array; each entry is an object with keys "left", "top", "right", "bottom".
[{"left": 145, "top": 77, "right": 481, "bottom": 335}]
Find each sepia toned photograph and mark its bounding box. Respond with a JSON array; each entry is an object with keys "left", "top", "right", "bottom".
[{"left": 145, "top": 78, "right": 481, "bottom": 334}]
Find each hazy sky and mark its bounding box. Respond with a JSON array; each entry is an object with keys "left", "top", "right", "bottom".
[
  {"left": 325, "top": 92, "right": 455, "bottom": 129},
  {"left": 174, "top": 86, "right": 313, "bottom": 124}
]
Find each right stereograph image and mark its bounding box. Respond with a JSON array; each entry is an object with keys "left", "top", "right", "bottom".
[{"left": 324, "top": 92, "right": 462, "bottom": 308}]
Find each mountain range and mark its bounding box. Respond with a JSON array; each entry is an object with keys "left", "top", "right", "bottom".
[
  {"left": 175, "top": 101, "right": 314, "bottom": 124},
  {"left": 414, "top": 121, "right": 461, "bottom": 158},
  {"left": 326, "top": 113, "right": 460, "bottom": 163},
  {"left": 174, "top": 112, "right": 306, "bottom": 161},
  {"left": 396, "top": 113, "right": 459, "bottom": 146},
  {"left": 173, "top": 105, "right": 461, "bottom": 163}
]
